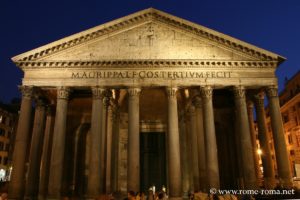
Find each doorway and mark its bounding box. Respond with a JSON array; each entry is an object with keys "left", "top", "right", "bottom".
[{"left": 140, "top": 132, "right": 166, "bottom": 192}]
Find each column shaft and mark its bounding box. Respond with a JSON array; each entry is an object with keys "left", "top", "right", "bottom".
[
  {"left": 200, "top": 86, "right": 219, "bottom": 189},
  {"left": 233, "top": 86, "right": 257, "bottom": 189},
  {"left": 25, "top": 99, "right": 47, "bottom": 199},
  {"left": 247, "top": 101, "right": 261, "bottom": 186},
  {"left": 179, "top": 110, "right": 189, "bottom": 195},
  {"left": 100, "top": 93, "right": 110, "bottom": 193},
  {"left": 106, "top": 105, "right": 113, "bottom": 193},
  {"left": 111, "top": 104, "right": 120, "bottom": 192},
  {"left": 254, "top": 93, "right": 276, "bottom": 188},
  {"left": 39, "top": 106, "right": 55, "bottom": 200},
  {"left": 185, "top": 112, "right": 194, "bottom": 191},
  {"left": 87, "top": 87, "right": 105, "bottom": 197},
  {"left": 166, "top": 87, "right": 182, "bottom": 198},
  {"left": 8, "top": 86, "right": 33, "bottom": 199},
  {"left": 266, "top": 86, "right": 292, "bottom": 187},
  {"left": 127, "top": 88, "right": 141, "bottom": 192},
  {"left": 193, "top": 97, "right": 206, "bottom": 191},
  {"left": 47, "top": 87, "right": 70, "bottom": 199},
  {"left": 189, "top": 105, "right": 200, "bottom": 191}
]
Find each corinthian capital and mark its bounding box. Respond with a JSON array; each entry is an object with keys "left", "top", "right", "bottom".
[
  {"left": 233, "top": 86, "right": 246, "bottom": 99},
  {"left": 128, "top": 88, "right": 141, "bottom": 97},
  {"left": 57, "top": 87, "right": 70, "bottom": 100},
  {"left": 166, "top": 87, "right": 178, "bottom": 98},
  {"left": 103, "top": 89, "right": 112, "bottom": 107},
  {"left": 91, "top": 87, "right": 106, "bottom": 99},
  {"left": 200, "top": 86, "right": 213, "bottom": 99},
  {"left": 266, "top": 86, "right": 278, "bottom": 98},
  {"left": 254, "top": 92, "right": 265, "bottom": 108},
  {"left": 19, "top": 85, "right": 34, "bottom": 99},
  {"left": 192, "top": 96, "right": 202, "bottom": 108}
]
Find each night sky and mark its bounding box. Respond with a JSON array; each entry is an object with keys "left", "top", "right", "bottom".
[{"left": 1, "top": 0, "right": 299, "bottom": 103}]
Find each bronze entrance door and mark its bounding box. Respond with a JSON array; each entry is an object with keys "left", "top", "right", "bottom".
[{"left": 140, "top": 132, "right": 166, "bottom": 192}]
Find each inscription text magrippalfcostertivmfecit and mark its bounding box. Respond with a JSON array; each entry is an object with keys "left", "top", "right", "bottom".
[{"left": 71, "top": 70, "right": 232, "bottom": 79}]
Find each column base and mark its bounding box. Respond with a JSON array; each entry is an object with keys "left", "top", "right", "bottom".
[
  {"left": 169, "top": 197, "right": 183, "bottom": 200},
  {"left": 24, "top": 196, "right": 38, "bottom": 200},
  {"left": 279, "top": 178, "right": 293, "bottom": 189},
  {"left": 46, "top": 195, "right": 61, "bottom": 200},
  {"left": 264, "top": 177, "right": 276, "bottom": 189}
]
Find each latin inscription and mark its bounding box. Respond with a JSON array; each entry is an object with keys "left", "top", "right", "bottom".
[{"left": 71, "top": 70, "right": 231, "bottom": 79}]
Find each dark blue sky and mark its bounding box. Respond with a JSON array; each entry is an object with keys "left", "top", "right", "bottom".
[{"left": 1, "top": 0, "right": 299, "bottom": 103}]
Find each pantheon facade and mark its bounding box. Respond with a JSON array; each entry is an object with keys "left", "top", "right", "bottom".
[{"left": 8, "top": 8, "right": 292, "bottom": 200}]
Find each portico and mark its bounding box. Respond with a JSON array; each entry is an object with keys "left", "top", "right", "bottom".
[{"left": 8, "top": 8, "right": 292, "bottom": 200}]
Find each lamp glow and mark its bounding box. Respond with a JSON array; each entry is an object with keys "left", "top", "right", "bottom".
[{"left": 257, "top": 149, "right": 262, "bottom": 155}]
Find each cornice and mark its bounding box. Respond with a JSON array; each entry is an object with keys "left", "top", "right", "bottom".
[
  {"left": 16, "top": 60, "right": 278, "bottom": 69},
  {"left": 12, "top": 8, "right": 284, "bottom": 64}
]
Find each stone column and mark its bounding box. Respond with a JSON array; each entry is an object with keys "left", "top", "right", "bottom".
[
  {"left": 87, "top": 87, "right": 105, "bottom": 197},
  {"left": 184, "top": 111, "right": 194, "bottom": 191},
  {"left": 246, "top": 101, "right": 262, "bottom": 185},
  {"left": 47, "top": 87, "right": 70, "bottom": 199},
  {"left": 254, "top": 93, "right": 276, "bottom": 188},
  {"left": 39, "top": 106, "right": 55, "bottom": 200},
  {"left": 25, "top": 98, "right": 47, "bottom": 200},
  {"left": 193, "top": 96, "right": 206, "bottom": 192},
  {"left": 111, "top": 103, "right": 120, "bottom": 192},
  {"left": 8, "top": 86, "right": 33, "bottom": 200},
  {"left": 179, "top": 110, "right": 189, "bottom": 195},
  {"left": 266, "top": 86, "right": 292, "bottom": 188},
  {"left": 233, "top": 86, "right": 257, "bottom": 189},
  {"left": 200, "top": 86, "right": 219, "bottom": 189},
  {"left": 127, "top": 88, "right": 141, "bottom": 192},
  {"left": 101, "top": 91, "right": 111, "bottom": 193},
  {"left": 188, "top": 105, "right": 200, "bottom": 191},
  {"left": 106, "top": 103, "right": 113, "bottom": 193},
  {"left": 166, "top": 87, "right": 182, "bottom": 199}
]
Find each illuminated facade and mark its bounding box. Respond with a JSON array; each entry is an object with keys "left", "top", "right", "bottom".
[{"left": 8, "top": 8, "right": 293, "bottom": 200}]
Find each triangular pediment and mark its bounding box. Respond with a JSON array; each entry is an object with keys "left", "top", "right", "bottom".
[
  {"left": 39, "top": 22, "right": 254, "bottom": 61},
  {"left": 12, "top": 8, "right": 285, "bottom": 66}
]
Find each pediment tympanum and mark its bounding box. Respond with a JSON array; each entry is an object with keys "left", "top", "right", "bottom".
[{"left": 37, "top": 22, "right": 251, "bottom": 61}]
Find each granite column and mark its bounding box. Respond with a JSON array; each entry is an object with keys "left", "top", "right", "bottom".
[
  {"left": 8, "top": 86, "right": 34, "bottom": 200},
  {"left": 233, "top": 86, "right": 257, "bottom": 189},
  {"left": 166, "top": 87, "right": 182, "bottom": 199},
  {"left": 127, "top": 88, "right": 141, "bottom": 192},
  {"left": 200, "top": 86, "right": 219, "bottom": 189},
  {"left": 47, "top": 87, "right": 70, "bottom": 199},
  {"left": 266, "top": 86, "right": 292, "bottom": 188}
]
